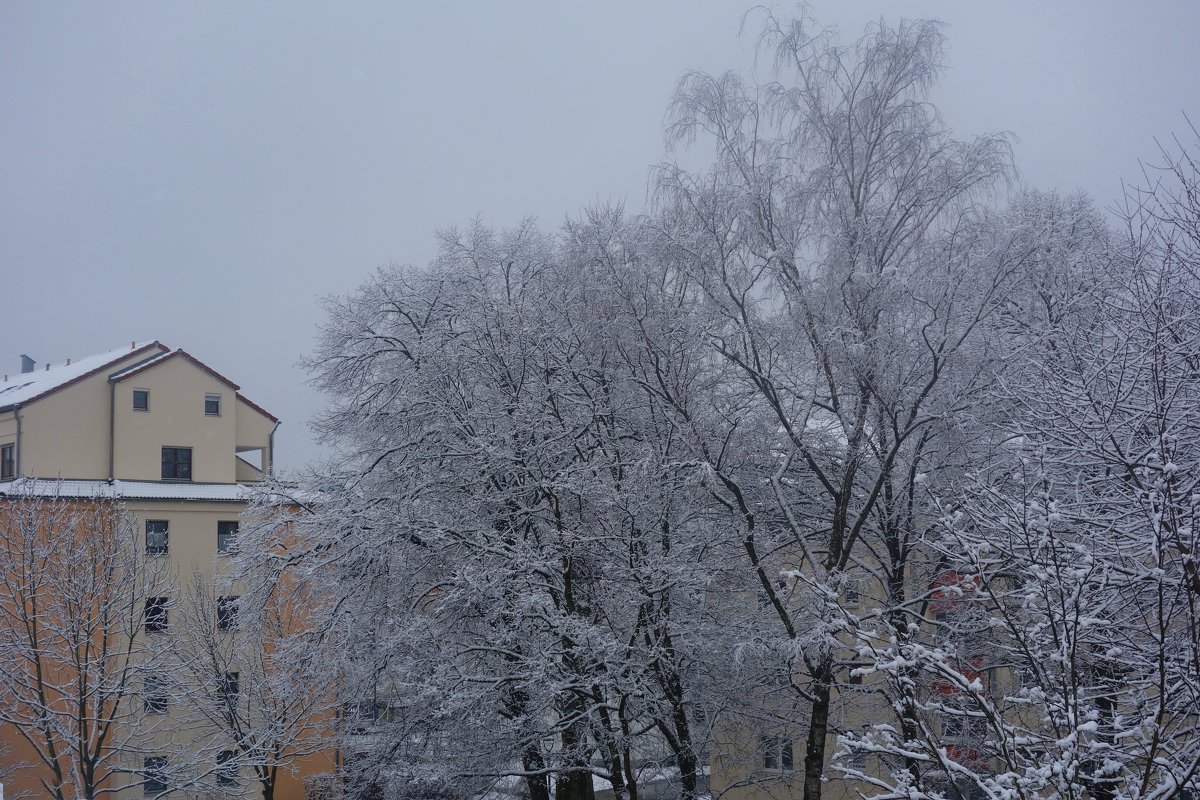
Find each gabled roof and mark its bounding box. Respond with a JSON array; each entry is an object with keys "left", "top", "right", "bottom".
[
  {"left": 108, "top": 347, "right": 279, "bottom": 423},
  {"left": 0, "top": 342, "right": 167, "bottom": 412},
  {"left": 106, "top": 350, "right": 178, "bottom": 381},
  {"left": 109, "top": 348, "right": 240, "bottom": 390},
  {"left": 235, "top": 392, "right": 279, "bottom": 424}
]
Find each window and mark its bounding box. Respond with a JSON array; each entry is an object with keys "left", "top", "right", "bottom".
[
  {"left": 144, "top": 675, "right": 168, "bottom": 714},
  {"left": 842, "top": 579, "right": 861, "bottom": 607},
  {"left": 781, "top": 739, "right": 794, "bottom": 771},
  {"left": 344, "top": 700, "right": 393, "bottom": 735},
  {"left": 758, "top": 579, "right": 788, "bottom": 609},
  {"left": 1, "top": 444, "right": 13, "bottom": 480},
  {"left": 220, "top": 671, "right": 239, "bottom": 704},
  {"left": 930, "top": 778, "right": 989, "bottom": 800},
  {"left": 161, "top": 447, "right": 192, "bottom": 481},
  {"left": 217, "top": 521, "right": 239, "bottom": 554},
  {"left": 144, "top": 597, "right": 168, "bottom": 633},
  {"left": 843, "top": 750, "right": 867, "bottom": 771},
  {"left": 145, "top": 520, "right": 169, "bottom": 555},
  {"left": 763, "top": 737, "right": 794, "bottom": 771},
  {"left": 143, "top": 756, "right": 168, "bottom": 794},
  {"left": 217, "top": 596, "right": 240, "bottom": 631},
  {"left": 216, "top": 750, "right": 238, "bottom": 786},
  {"left": 942, "top": 710, "right": 987, "bottom": 742},
  {"left": 204, "top": 393, "right": 221, "bottom": 416},
  {"left": 133, "top": 389, "right": 150, "bottom": 412},
  {"left": 1016, "top": 659, "right": 1038, "bottom": 689},
  {"left": 848, "top": 664, "right": 864, "bottom": 687}
]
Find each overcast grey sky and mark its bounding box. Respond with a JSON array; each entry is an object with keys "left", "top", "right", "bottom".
[{"left": 2, "top": 1, "right": 1196, "bottom": 470}]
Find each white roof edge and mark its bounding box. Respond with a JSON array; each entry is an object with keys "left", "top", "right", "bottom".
[
  {"left": 0, "top": 478, "right": 258, "bottom": 502},
  {"left": 0, "top": 342, "right": 162, "bottom": 409},
  {"left": 107, "top": 349, "right": 179, "bottom": 381}
]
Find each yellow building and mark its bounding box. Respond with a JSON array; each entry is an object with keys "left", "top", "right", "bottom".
[{"left": 0, "top": 341, "right": 332, "bottom": 800}]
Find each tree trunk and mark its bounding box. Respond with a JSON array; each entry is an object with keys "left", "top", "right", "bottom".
[
  {"left": 595, "top": 689, "right": 630, "bottom": 800},
  {"left": 524, "top": 748, "right": 552, "bottom": 800},
  {"left": 260, "top": 764, "right": 277, "bottom": 800},
  {"left": 556, "top": 770, "right": 597, "bottom": 800},
  {"left": 802, "top": 662, "right": 833, "bottom": 800}
]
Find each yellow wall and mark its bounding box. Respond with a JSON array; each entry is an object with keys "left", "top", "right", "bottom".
[
  {"left": 131, "top": 499, "right": 242, "bottom": 577},
  {"left": 0, "top": 414, "right": 16, "bottom": 475},
  {"left": 1, "top": 350, "right": 278, "bottom": 485},
  {"left": 0, "top": 349, "right": 320, "bottom": 800},
  {"left": 0, "top": 498, "right": 335, "bottom": 800},
  {"left": 235, "top": 396, "right": 276, "bottom": 452},
  {"left": 113, "top": 358, "right": 238, "bottom": 483},
  {"left": 3, "top": 349, "right": 155, "bottom": 480}
]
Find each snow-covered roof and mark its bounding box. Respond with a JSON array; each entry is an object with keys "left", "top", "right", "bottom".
[
  {"left": 0, "top": 478, "right": 314, "bottom": 506},
  {"left": 109, "top": 348, "right": 242, "bottom": 391},
  {"left": 0, "top": 341, "right": 165, "bottom": 410},
  {"left": 106, "top": 349, "right": 176, "bottom": 381},
  {"left": 0, "top": 341, "right": 279, "bottom": 422},
  {"left": 0, "top": 478, "right": 256, "bottom": 502}
]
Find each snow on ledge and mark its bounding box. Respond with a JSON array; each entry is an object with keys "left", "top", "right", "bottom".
[{"left": 0, "top": 478, "right": 258, "bottom": 502}]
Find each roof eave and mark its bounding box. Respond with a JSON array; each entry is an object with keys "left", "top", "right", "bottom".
[{"left": 1, "top": 342, "right": 168, "bottom": 411}]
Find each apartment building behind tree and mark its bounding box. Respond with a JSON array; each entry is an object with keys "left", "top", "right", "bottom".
[{"left": 0, "top": 341, "right": 334, "bottom": 800}]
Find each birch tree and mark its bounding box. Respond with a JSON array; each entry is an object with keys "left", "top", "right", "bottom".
[{"left": 653, "top": 12, "right": 1017, "bottom": 798}]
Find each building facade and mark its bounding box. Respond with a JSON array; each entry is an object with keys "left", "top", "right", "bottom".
[{"left": 0, "top": 342, "right": 333, "bottom": 800}]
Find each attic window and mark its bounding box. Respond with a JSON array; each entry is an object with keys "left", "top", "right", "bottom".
[
  {"left": 205, "top": 393, "right": 221, "bottom": 416},
  {"left": 133, "top": 389, "right": 149, "bottom": 412}
]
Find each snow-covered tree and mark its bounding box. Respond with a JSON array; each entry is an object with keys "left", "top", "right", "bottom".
[
  {"left": 170, "top": 566, "right": 338, "bottom": 800},
  {"left": 0, "top": 488, "right": 178, "bottom": 800},
  {"left": 652, "top": 11, "right": 1020, "bottom": 799},
  {"left": 240, "top": 218, "right": 742, "bottom": 800},
  {"left": 235, "top": 9, "right": 1200, "bottom": 800},
  {"left": 836, "top": 134, "right": 1200, "bottom": 799}
]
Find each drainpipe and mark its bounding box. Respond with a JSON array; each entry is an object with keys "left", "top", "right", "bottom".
[
  {"left": 267, "top": 421, "right": 281, "bottom": 477},
  {"left": 13, "top": 404, "right": 22, "bottom": 477},
  {"left": 108, "top": 379, "right": 116, "bottom": 481}
]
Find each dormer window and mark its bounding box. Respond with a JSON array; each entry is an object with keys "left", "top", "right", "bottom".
[
  {"left": 133, "top": 389, "right": 149, "bottom": 412},
  {"left": 204, "top": 393, "right": 221, "bottom": 416}
]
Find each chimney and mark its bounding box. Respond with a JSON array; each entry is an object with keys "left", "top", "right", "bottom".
[{"left": 19, "top": 354, "right": 34, "bottom": 374}]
